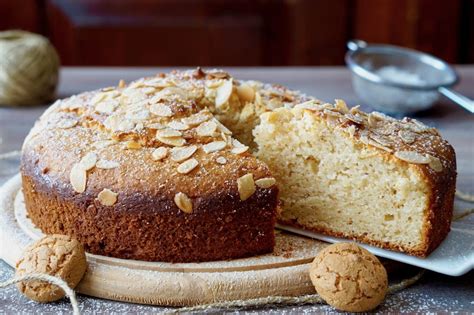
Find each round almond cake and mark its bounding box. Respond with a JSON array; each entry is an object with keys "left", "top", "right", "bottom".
[
  {"left": 21, "top": 68, "right": 456, "bottom": 262},
  {"left": 20, "top": 69, "right": 310, "bottom": 262}
]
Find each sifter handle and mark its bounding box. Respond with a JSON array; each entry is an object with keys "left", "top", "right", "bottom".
[{"left": 438, "top": 87, "right": 474, "bottom": 114}]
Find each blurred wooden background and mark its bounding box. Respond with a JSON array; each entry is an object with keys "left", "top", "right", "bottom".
[{"left": 1, "top": 0, "right": 472, "bottom": 66}]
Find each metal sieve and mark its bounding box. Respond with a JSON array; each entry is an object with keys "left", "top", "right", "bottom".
[{"left": 345, "top": 40, "right": 474, "bottom": 115}]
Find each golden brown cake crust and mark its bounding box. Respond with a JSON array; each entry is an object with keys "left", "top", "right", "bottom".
[{"left": 21, "top": 69, "right": 284, "bottom": 262}]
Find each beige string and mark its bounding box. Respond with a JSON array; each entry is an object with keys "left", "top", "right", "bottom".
[
  {"left": 0, "top": 273, "right": 79, "bottom": 315},
  {"left": 0, "top": 30, "right": 60, "bottom": 106},
  {"left": 453, "top": 208, "right": 474, "bottom": 221},
  {"left": 456, "top": 190, "right": 474, "bottom": 203},
  {"left": 173, "top": 269, "right": 426, "bottom": 313},
  {"left": 0, "top": 150, "right": 21, "bottom": 160}
]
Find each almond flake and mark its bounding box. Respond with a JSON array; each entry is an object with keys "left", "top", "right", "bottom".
[
  {"left": 231, "top": 139, "right": 249, "bottom": 154},
  {"left": 372, "top": 111, "right": 397, "bottom": 122},
  {"left": 255, "top": 177, "right": 276, "bottom": 188},
  {"left": 70, "top": 164, "right": 87, "bottom": 193},
  {"left": 174, "top": 192, "right": 193, "bottom": 213},
  {"left": 349, "top": 105, "right": 361, "bottom": 114},
  {"left": 152, "top": 147, "right": 168, "bottom": 161},
  {"left": 118, "top": 79, "right": 126, "bottom": 88},
  {"left": 125, "top": 141, "right": 141, "bottom": 150},
  {"left": 127, "top": 109, "right": 150, "bottom": 121},
  {"left": 398, "top": 129, "right": 417, "bottom": 144},
  {"left": 182, "top": 113, "right": 211, "bottom": 126},
  {"left": 156, "top": 128, "right": 182, "bottom": 138},
  {"left": 57, "top": 118, "right": 78, "bottom": 129},
  {"left": 368, "top": 139, "right": 393, "bottom": 153},
  {"left": 215, "top": 79, "right": 233, "bottom": 107},
  {"left": 97, "top": 188, "right": 118, "bottom": 206},
  {"left": 196, "top": 120, "right": 217, "bottom": 137},
  {"left": 334, "top": 99, "right": 349, "bottom": 113},
  {"left": 231, "top": 146, "right": 249, "bottom": 155},
  {"left": 237, "top": 173, "right": 256, "bottom": 201},
  {"left": 103, "top": 115, "right": 135, "bottom": 132},
  {"left": 367, "top": 113, "right": 381, "bottom": 127},
  {"left": 203, "top": 141, "right": 227, "bottom": 153},
  {"left": 346, "top": 113, "right": 364, "bottom": 124},
  {"left": 96, "top": 159, "right": 119, "bottom": 169},
  {"left": 147, "top": 122, "right": 166, "bottom": 130},
  {"left": 428, "top": 155, "right": 443, "bottom": 172},
  {"left": 79, "top": 152, "right": 97, "bottom": 171},
  {"left": 171, "top": 145, "right": 197, "bottom": 162},
  {"left": 92, "top": 140, "right": 116, "bottom": 149},
  {"left": 117, "top": 120, "right": 136, "bottom": 132},
  {"left": 394, "top": 150, "right": 431, "bottom": 164},
  {"left": 214, "top": 118, "right": 232, "bottom": 134},
  {"left": 167, "top": 121, "right": 190, "bottom": 131},
  {"left": 91, "top": 93, "right": 107, "bottom": 105},
  {"left": 157, "top": 136, "right": 186, "bottom": 147},
  {"left": 141, "top": 87, "right": 156, "bottom": 95},
  {"left": 95, "top": 100, "right": 118, "bottom": 114},
  {"left": 150, "top": 104, "right": 173, "bottom": 117},
  {"left": 221, "top": 132, "right": 231, "bottom": 144},
  {"left": 216, "top": 156, "right": 227, "bottom": 164},
  {"left": 295, "top": 101, "right": 320, "bottom": 111},
  {"left": 236, "top": 84, "right": 255, "bottom": 102},
  {"left": 177, "top": 158, "right": 199, "bottom": 174},
  {"left": 151, "top": 87, "right": 188, "bottom": 101},
  {"left": 369, "top": 133, "right": 392, "bottom": 147}
]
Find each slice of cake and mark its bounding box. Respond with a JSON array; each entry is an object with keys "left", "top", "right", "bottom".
[{"left": 254, "top": 100, "right": 456, "bottom": 257}]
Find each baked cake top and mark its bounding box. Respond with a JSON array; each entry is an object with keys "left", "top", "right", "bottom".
[{"left": 22, "top": 68, "right": 454, "bottom": 211}]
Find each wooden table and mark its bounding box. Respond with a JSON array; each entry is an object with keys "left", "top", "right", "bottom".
[{"left": 0, "top": 67, "right": 473, "bottom": 312}]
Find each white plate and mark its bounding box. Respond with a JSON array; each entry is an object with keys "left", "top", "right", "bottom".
[{"left": 277, "top": 223, "right": 474, "bottom": 276}]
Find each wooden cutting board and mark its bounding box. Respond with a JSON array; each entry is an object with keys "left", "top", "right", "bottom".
[{"left": 0, "top": 174, "right": 328, "bottom": 306}]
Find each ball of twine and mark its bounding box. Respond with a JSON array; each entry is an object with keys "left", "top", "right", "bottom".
[{"left": 0, "top": 30, "right": 60, "bottom": 106}]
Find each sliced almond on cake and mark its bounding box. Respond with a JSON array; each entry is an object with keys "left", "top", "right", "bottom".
[
  {"left": 156, "top": 129, "right": 182, "bottom": 138},
  {"left": 57, "top": 118, "right": 78, "bottom": 129},
  {"left": 150, "top": 104, "right": 173, "bottom": 117},
  {"left": 398, "top": 130, "right": 417, "bottom": 144},
  {"left": 215, "top": 79, "right": 233, "bottom": 107},
  {"left": 174, "top": 192, "right": 193, "bottom": 213},
  {"left": 236, "top": 84, "right": 255, "bottom": 102},
  {"left": 182, "top": 112, "right": 212, "bottom": 126},
  {"left": 428, "top": 155, "right": 443, "bottom": 172},
  {"left": 97, "top": 188, "right": 118, "bottom": 206},
  {"left": 70, "top": 164, "right": 87, "bottom": 193},
  {"left": 177, "top": 158, "right": 199, "bottom": 174},
  {"left": 152, "top": 147, "right": 168, "bottom": 161},
  {"left": 394, "top": 150, "right": 431, "bottom": 164},
  {"left": 203, "top": 141, "right": 227, "bottom": 153},
  {"left": 79, "top": 152, "right": 97, "bottom": 171},
  {"left": 216, "top": 156, "right": 227, "bottom": 164},
  {"left": 96, "top": 159, "right": 119, "bottom": 169},
  {"left": 255, "top": 177, "right": 276, "bottom": 188},
  {"left": 167, "top": 121, "right": 190, "bottom": 131},
  {"left": 125, "top": 140, "right": 141, "bottom": 150},
  {"left": 196, "top": 120, "right": 217, "bottom": 137},
  {"left": 237, "top": 173, "right": 256, "bottom": 201},
  {"left": 171, "top": 145, "right": 197, "bottom": 162}
]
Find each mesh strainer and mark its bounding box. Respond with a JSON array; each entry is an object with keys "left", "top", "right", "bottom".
[{"left": 345, "top": 40, "right": 474, "bottom": 115}]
